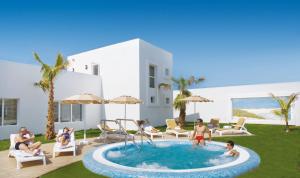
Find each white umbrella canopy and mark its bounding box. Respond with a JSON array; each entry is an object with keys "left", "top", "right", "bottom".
[
  {"left": 109, "top": 95, "right": 142, "bottom": 104},
  {"left": 180, "top": 95, "right": 213, "bottom": 114},
  {"left": 109, "top": 95, "right": 142, "bottom": 130},
  {"left": 61, "top": 93, "right": 107, "bottom": 104},
  {"left": 61, "top": 93, "right": 107, "bottom": 144}
]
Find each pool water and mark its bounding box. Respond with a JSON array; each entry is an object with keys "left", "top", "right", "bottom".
[{"left": 104, "top": 142, "right": 236, "bottom": 170}]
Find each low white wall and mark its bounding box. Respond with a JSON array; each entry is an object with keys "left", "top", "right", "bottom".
[
  {"left": 173, "top": 82, "right": 300, "bottom": 126},
  {"left": 0, "top": 60, "right": 101, "bottom": 139}
]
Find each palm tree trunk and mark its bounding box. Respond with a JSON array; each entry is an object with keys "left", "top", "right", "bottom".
[
  {"left": 45, "top": 80, "right": 56, "bottom": 140},
  {"left": 178, "top": 107, "right": 186, "bottom": 128},
  {"left": 284, "top": 113, "right": 290, "bottom": 132}
]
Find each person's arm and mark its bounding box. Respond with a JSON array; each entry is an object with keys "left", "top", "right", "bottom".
[
  {"left": 192, "top": 127, "right": 196, "bottom": 139},
  {"left": 68, "top": 128, "right": 74, "bottom": 134},
  {"left": 206, "top": 126, "right": 211, "bottom": 141}
]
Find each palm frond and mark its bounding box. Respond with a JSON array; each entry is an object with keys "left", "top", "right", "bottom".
[
  {"left": 286, "top": 93, "right": 298, "bottom": 109},
  {"left": 34, "top": 80, "right": 50, "bottom": 92}
]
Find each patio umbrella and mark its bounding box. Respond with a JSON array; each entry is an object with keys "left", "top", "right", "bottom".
[
  {"left": 180, "top": 95, "right": 213, "bottom": 115},
  {"left": 109, "top": 95, "right": 142, "bottom": 130},
  {"left": 62, "top": 93, "right": 107, "bottom": 144}
]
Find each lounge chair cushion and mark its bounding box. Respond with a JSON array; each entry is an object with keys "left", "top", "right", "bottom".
[{"left": 166, "top": 119, "right": 177, "bottom": 129}]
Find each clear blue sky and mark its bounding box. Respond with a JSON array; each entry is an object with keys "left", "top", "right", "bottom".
[{"left": 1, "top": 0, "right": 300, "bottom": 87}]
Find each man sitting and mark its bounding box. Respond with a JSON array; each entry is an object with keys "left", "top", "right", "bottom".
[{"left": 14, "top": 127, "right": 42, "bottom": 155}]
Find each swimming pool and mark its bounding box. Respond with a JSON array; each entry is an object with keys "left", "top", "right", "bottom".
[{"left": 83, "top": 140, "right": 260, "bottom": 178}]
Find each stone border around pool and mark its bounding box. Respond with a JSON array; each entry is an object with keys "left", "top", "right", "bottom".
[{"left": 83, "top": 140, "right": 260, "bottom": 178}]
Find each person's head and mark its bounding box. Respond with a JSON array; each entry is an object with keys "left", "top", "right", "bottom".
[
  {"left": 227, "top": 140, "right": 235, "bottom": 150},
  {"left": 19, "top": 127, "right": 28, "bottom": 135},
  {"left": 197, "top": 118, "right": 203, "bottom": 125},
  {"left": 63, "top": 127, "right": 69, "bottom": 133}
]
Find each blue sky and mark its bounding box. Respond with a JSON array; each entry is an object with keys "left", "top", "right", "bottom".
[{"left": 0, "top": 0, "right": 300, "bottom": 87}]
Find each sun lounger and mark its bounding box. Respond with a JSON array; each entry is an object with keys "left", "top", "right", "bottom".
[
  {"left": 215, "top": 118, "right": 251, "bottom": 136},
  {"left": 207, "top": 118, "right": 220, "bottom": 133},
  {"left": 8, "top": 134, "right": 46, "bottom": 169},
  {"left": 143, "top": 125, "right": 164, "bottom": 140},
  {"left": 53, "top": 129, "right": 76, "bottom": 158},
  {"left": 165, "top": 119, "right": 191, "bottom": 139}
]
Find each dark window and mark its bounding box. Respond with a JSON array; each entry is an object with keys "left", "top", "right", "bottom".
[
  {"left": 93, "top": 65, "right": 99, "bottom": 76},
  {"left": 149, "top": 65, "right": 156, "bottom": 88}
]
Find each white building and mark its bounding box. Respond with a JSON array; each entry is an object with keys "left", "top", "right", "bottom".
[
  {"left": 174, "top": 82, "right": 300, "bottom": 126},
  {"left": 0, "top": 39, "right": 173, "bottom": 139}
]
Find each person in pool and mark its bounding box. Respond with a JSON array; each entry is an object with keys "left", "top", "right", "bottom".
[
  {"left": 14, "top": 127, "right": 42, "bottom": 155},
  {"left": 224, "top": 140, "right": 239, "bottom": 157},
  {"left": 57, "top": 127, "right": 74, "bottom": 146},
  {"left": 192, "top": 118, "right": 211, "bottom": 146}
]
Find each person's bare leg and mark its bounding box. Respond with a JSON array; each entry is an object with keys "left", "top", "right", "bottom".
[
  {"left": 28, "top": 141, "right": 41, "bottom": 150},
  {"left": 200, "top": 139, "right": 205, "bottom": 146},
  {"left": 19, "top": 144, "right": 33, "bottom": 154}
]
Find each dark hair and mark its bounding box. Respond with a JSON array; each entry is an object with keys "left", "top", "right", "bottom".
[
  {"left": 227, "top": 140, "right": 235, "bottom": 147},
  {"left": 63, "top": 127, "right": 69, "bottom": 131},
  {"left": 197, "top": 118, "right": 203, "bottom": 123}
]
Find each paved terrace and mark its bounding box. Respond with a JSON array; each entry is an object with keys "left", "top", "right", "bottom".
[{"left": 0, "top": 133, "right": 250, "bottom": 178}]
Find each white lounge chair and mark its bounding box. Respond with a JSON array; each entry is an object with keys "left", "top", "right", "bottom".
[
  {"left": 8, "top": 134, "right": 46, "bottom": 169},
  {"left": 165, "top": 119, "right": 191, "bottom": 139},
  {"left": 53, "top": 129, "right": 76, "bottom": 158},
  {"left": 143, "top": 125, "right": 164, "bottom": 140},
  {"left": 215, "top": 118, "right": 251, "bottom": 136}
]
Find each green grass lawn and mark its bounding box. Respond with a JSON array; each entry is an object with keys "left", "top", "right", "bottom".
[{"left": 2, "top": 124, "right": 300, "bottom": 178}]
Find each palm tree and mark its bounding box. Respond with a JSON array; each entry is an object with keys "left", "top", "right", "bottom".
[
  {"left": 172, "top": 76, "right": 205, "bottom": 127},
  {"left": 34, "top": 53, "right": 69, "bottom": 140},
  {"left": 271, "top": 93, "right": 298, "bottom": 132}
]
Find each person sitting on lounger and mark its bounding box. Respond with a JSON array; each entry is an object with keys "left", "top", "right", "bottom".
[
  {"left": 192, "top": 118, "right": 211, "bottom": 146},
  {"left": 224, "top": 140, "right": 239, "bottom": 157},
  {"left": 14, "top": 127, "right": 42, "bottom": 155},
  {"left": 57, "top": 127, "right": 74, "bottom": 146}
]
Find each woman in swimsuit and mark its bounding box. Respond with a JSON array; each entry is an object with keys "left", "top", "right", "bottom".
[
  {"left": 14, "top": 127, "right": 42, "bottom": 155},
  {"left": 57, "top": 127, "right": 74, "bottom": 146},
  {"left": 192, "top": 119, "right": 211, "bottom": 146}
]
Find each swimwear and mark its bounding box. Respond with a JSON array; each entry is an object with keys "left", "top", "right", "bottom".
[
  {"left": 62, "top": 133, "right": 70, "bottom": 140},
  {"left": 195, "top": 135, "right": 204, "bottom": 142},
  {"left": 15, "top": 142, "right": 28, "bottom": 150}
]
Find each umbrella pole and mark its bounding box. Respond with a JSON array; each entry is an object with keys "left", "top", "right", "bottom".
[{"left": 124, "top": 104, "right": 127, "bottom": 130}]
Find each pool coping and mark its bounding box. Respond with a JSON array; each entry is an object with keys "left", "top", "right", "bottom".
[{"left": 83, "top": 140, "right": 260, "bottom": 178}]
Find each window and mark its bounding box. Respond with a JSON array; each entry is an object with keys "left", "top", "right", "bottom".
[
  {"left": 54, "top": 102, "right": 83, "bottom": 122},
  {"left": 149, "top": 65, "right": 156, "bottom": 88},
  {"left": 72, "top": 104, "right": 82, "bottom": 122},
  {"left": 0, "top": 99, "right": 18, "bottom": 126},
  {"left": 61, "top": 104, "right": 71, "bottom": 122},
  {"left": 150, "top": 96, "right": 155, "bottom": 104},
  {"left": 92, "top": 64, "right": 99, "bottom": 76},
  {"left": 166, "top": 97, "right": 170, "bottom": 104},
  {"left": 165, "top": 68, "right": 169, "bottom": 76}
]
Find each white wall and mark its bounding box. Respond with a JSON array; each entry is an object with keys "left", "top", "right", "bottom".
[
  {"left": 68, "top": 39, "right": 174, "bottom": 128},
  {"left": 173, "top": 82, "right": 300, "bottom": 126},
  {"left": 139, "top": 39, "right": 173, "bottom": 126},
  {"left": 67, "top": 39, "right": 141, "bottom": 129},
  {"left": 0, "top": 60, "right": 101, "bottom": 139}
]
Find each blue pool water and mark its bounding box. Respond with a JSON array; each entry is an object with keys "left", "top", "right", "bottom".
[
  {"left": 83, "top": 140, "right": 260, "bottom": 178},
  {"left": 105, "top": 142, "right": 236, "bottom": 169}
]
